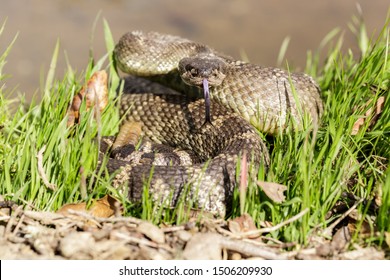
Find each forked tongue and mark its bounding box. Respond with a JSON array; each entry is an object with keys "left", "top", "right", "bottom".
[{"left": 202, "top": 78, "right": 212, "bottom": 125}]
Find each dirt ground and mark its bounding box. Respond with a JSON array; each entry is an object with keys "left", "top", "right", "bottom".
[{"left": 0, "top": 202, "right": 387, "bottom": 260}]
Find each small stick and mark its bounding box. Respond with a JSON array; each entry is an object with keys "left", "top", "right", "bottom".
[
  {"left": 238, "top": 208, "right": 309, "bottom": 237},
  {"left": 321, "top": 198, "right": 364, "bottom": 237},
  {"left": 4, "top": 206, "right": 23, "bottom": 237},
  {"left": 59, "top": 209, "right": 102, "bottom": 227},
  {"left": 11, "top": 213, "right": 25, "bottom": 237},
  {"left": 112, "top": 231, "right": 174, "bottom": 252},
  {"left": 60, "top": 209, "right": 143, "bottom": 225},
  {"left": 23, "top": 210, "right": 66, "bottom": 224},
  {"left": 36, "top": 145, "right": 57, "bottom": 191},
  {"left": 161, "top": 225, "right": 186, "bottom": 233},
  {"left": 219, "top": 236, "right": 286, "bottom": 259}
]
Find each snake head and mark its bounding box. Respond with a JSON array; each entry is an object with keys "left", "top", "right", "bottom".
[{"left": 178, "top": 54, "right": 227, "bottom": 88}]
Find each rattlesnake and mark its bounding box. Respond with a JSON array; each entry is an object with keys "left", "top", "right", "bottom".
[{"left": 101, "top": 31, "right": 323, "bottom": 216}]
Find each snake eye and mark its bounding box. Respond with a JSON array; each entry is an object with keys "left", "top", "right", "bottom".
[
  {"left": 184, "top": 64, "right": 192, "bottom": 71},
  {"left": 190, "top": 68, "right": 198, "bottom": 76}
]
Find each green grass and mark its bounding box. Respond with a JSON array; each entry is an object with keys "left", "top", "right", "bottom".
[{"left": 0, "top": 14, "right": 389, "bottom": 252}]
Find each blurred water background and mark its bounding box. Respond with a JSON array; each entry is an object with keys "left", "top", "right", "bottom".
[{"left": 0, "top": 0, "right": 388, "bottom": 100}]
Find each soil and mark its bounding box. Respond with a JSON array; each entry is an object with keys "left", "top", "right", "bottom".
[{"left": 0, "top": 204, "right": 386, "bottom": 260}]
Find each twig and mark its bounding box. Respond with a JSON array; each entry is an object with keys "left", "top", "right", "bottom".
[
  {"left": 4, "top": 206, "right": 23, "bottom": 237},
  {"left": 95, "top": 215, "right": 143, "bottom": 225},
  {"left": 219, "top": 236, "right": 286, "bottom": 259},
  {"left": 60, "top": 209, "right": 142, "bottom": 226},
  {"left": 112, "top": 231, "right": 174, "bottom": 252},
  {"left": 161, "top": 225, "right": 186, "bottom": 233},
  {"left": 59, "top": 209, "right": 102, "bottom": 227},
  {"left": 321, "top": 198, "right": 364, "bottom": 237},
  {"left": 238, "top": 208, "right": 309, "bottom": 237},
  {"left": 23, "top": 210, "right": 66, "bottom": 224},
  {"left": 36, "top": 145, "right": 57, "bottom": 191},
  {"left": 260, "top": 236, "right": 297, "bottom": 249},
  {"left": 11, "top": 213, "right": 25, "bottom": 237},
  {"left": 14, "top": 197, "right": 38, "bottom": 210},
  {"left": 186, "top": 232, "right": 285, "bottom": 260},
  {"left": 214, "top": 222, "right": 296, "bottom": 249}
]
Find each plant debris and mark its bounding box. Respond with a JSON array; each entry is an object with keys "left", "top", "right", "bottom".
[
  {"left": 57, "top": 195, "right": 121, "bottom": 220},
  {"left": 67, "top": 70, "right": 108, "bottom": 127},
  {"left": 0, "top": 207, "right": 386, "bottom": 260},
  {"left": 351, "top": 96, "right": 385, "bottom": 135}
]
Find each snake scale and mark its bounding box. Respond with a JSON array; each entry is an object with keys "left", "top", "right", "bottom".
[{"left": 101, "top": 31, "right": 323, "bottom": 216}]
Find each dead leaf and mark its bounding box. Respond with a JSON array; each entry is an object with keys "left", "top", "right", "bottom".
[
  {"left": 257, "top": 181, "right": 287, "bottom": 203},
  {"left": 228, "top": 213, "right": 259, "bottom": 238},
  {"left": 316, "top": 242, "right": 332, "bottom": 257},
  {"left": 331, "top": 226, "right": 351, "bottom": 252},
  {"left": 351, "top": 96, "right": 385, "bottom": 135},
  {"left": 67, "top": 70, "right": 108, "bottom": 127},
  {"left": 317, "top": 226, "right": 351, "bottom": 257},
  {"left": 57, "top": 195, "right": 121, "bottom": 219},
  {"left": 346, "top": 209, "right": 373, "bottom": 235}
]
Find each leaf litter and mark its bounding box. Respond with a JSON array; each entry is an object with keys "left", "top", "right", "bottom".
[{"left": 0, "top": 199, "right": 386, "bottom": 260}]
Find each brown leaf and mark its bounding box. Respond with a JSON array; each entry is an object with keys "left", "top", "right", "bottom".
[
  {"left": 316, "top": 242, "right": 333, "bottom": 257},
  {"left": 347, "top": 209, "right": 373, "bottom": 235},
  {"left": 351, "top": 118, "right": 364, "bottom": 135},
  {"left": 228, "top": 213, "right": 259, "bottom": 238},
  {"left": 331, "top": 226, "right": 351, "bottom": 252},
  {"left": 257, "top": 181, "right": 287, "bottom": 203},
  {"left": 67, "top": 70, "right": 108, "bottom": 127},
  {"left": 57, "top": 195, "right": 121, "bottom": 219},
  {"left": 351, "top": 96, "right": 385, "bottom": 135}
]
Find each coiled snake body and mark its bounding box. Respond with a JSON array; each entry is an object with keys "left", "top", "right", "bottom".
[{"left": 102, "top": 31, "right": 323, "bottom": 215}]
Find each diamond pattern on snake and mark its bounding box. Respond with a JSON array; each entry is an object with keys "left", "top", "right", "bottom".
[{"left": 100, "top": 31, "right": 323, "bottom": 216}]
